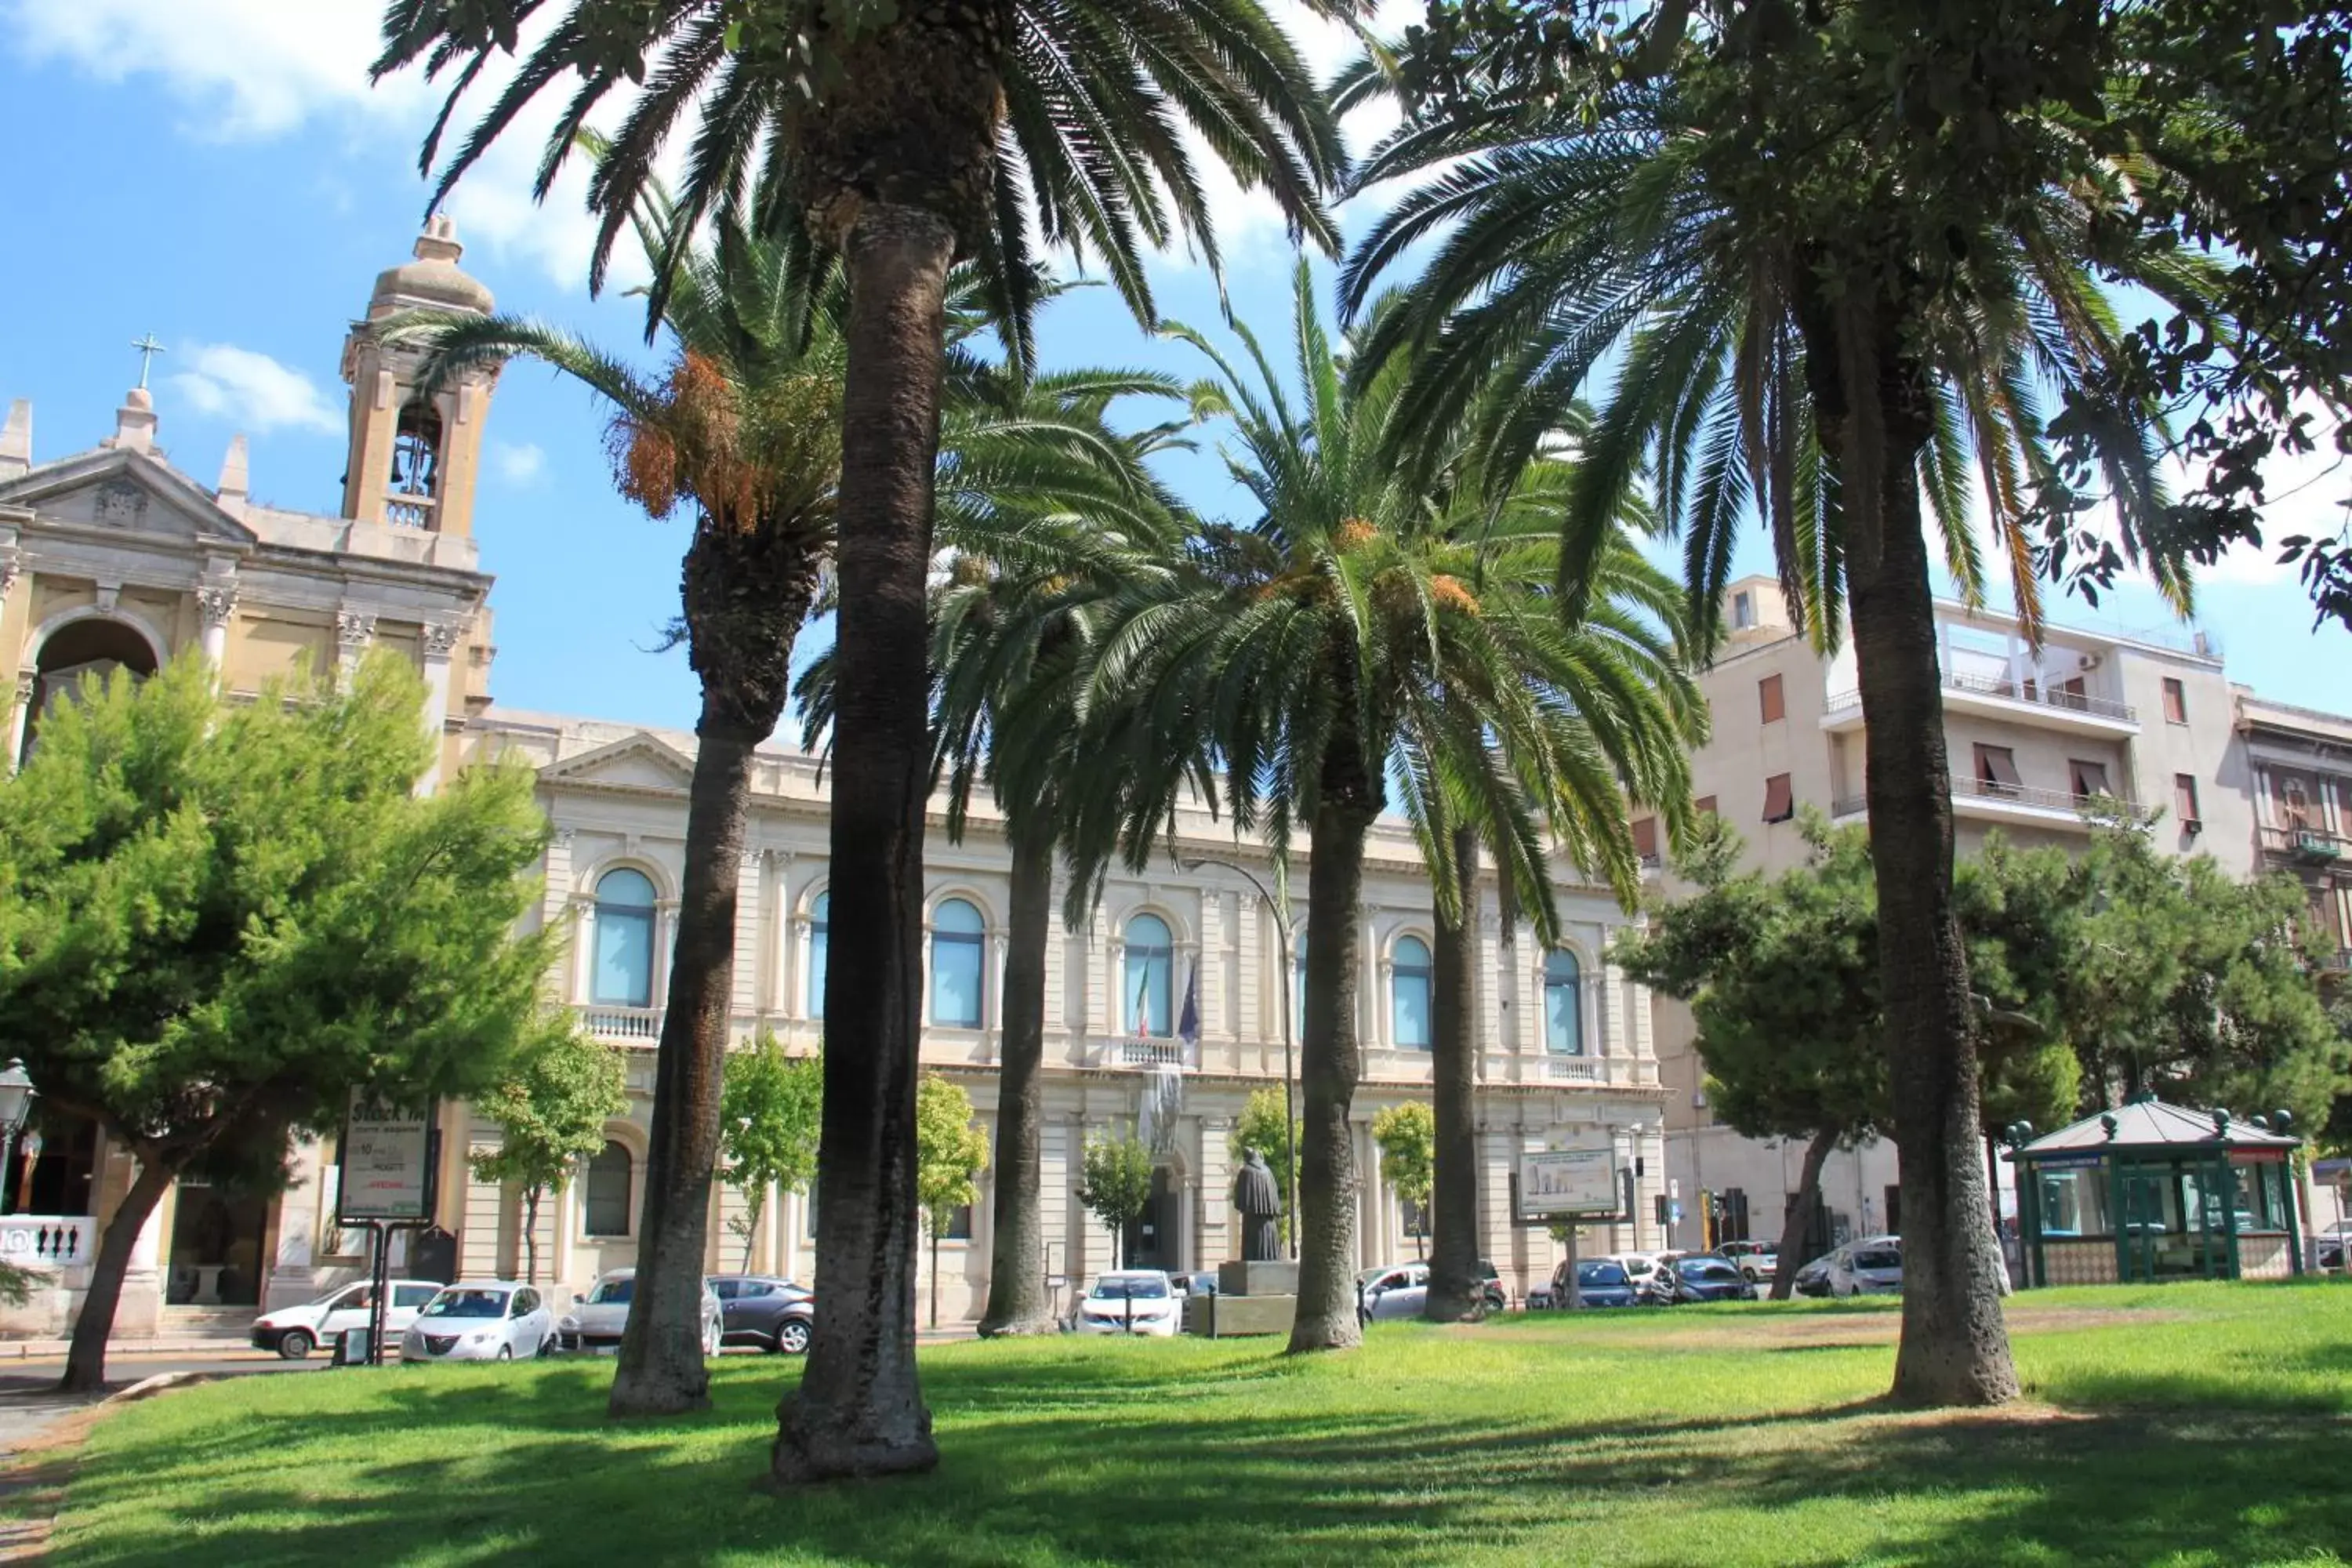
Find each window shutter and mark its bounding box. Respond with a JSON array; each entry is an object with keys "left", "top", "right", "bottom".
[
  {"left": 1632, "top": 816, "right": 1659, "bottom": 860},
  {"left": 2069, "top": 759, "right": 2110, "bottom": 798},
  {"left": 1974, "top": 745, "right": 2021, "bottom": 789},
  {"left": 1762, "top": 774, "right": 1794, "bottom": 822},
  {"left": 1758, "top": 673, "right": 1785, "bottom": 724}
]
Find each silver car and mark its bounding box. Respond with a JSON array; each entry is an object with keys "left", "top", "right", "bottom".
[
  {"left": 1356, "top": 1263, "right": 1429, "bottom": 1322},
  {"left": 399, "top": 1282, "right": 557, "bottom": 1363},
  {"left": 554, "top": 1268, "right": 722, "bottom": 1356},
  {"left": 1824, "top": 1237, "right": 1904, "bottom": 1297}
]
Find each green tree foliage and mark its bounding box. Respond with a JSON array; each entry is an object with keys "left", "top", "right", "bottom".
[
  {"left": 1077, "top": 1135, "right": 1157, "bottom": 1271},
  {"left": 1370, "top": 1103, "right": 1436, "bottom": 1258},
  {"left": 720, "top": 1033, "right": 824, "bottom": 1272},
  {"left": 1229, "top": 1087, "right": 1301, "bottom": 1247},
  {"left": 914, "top": 1074, "right": 989, "bottom": 1328},
  {"left": 470, "top": 1015, "right": 629, "bottom": 1283},
  {"left": 0, "top": 654, "right": 551, "bottom": 1389},
  {"left": 2034, "top": 818, "right": 2347, "bottom": 1133}
]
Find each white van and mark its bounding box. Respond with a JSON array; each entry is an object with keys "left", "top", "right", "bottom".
[{"left": 249, "top": 1279, "right": 445, "bottom": 1359}]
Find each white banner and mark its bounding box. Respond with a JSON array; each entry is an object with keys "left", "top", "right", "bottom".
[
  {"left": 338, "top": 1094, "right": 435, "bottom": 1221},
  {"left": 1519, "top": 1148, "right": 1622, "bottom": 1218}
]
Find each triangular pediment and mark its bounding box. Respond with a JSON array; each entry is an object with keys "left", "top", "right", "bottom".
[
  {"left": 0, "top": 448, "right": 257, "bottom": 546},
  {"left": 537, "top": 731, "right": 698, "bottom": 793}
]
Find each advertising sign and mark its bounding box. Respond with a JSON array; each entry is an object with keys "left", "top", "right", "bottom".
[
  {"left": 337, "top": 1094, "right": 437, "bottom": 1222},
  {"left": 1517, "top": 1147, "right": 1623, "bottom": 1218}
]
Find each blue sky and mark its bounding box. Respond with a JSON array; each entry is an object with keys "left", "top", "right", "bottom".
[{"left": 2, "top": 0, "right": 2344, "bottom": 734}]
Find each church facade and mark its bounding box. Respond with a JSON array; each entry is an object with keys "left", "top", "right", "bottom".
[{"left": 0, "top": 223, "right": 1668, "bottom": 1338}]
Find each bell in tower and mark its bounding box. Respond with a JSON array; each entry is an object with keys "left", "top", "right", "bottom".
[{"left": 339, "top": 216, "right": 499, "bottom": 536}]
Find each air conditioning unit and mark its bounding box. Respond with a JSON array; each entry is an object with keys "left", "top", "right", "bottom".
[{"left": 2076, "top": 653, "right": 2103, "bottom": 671}]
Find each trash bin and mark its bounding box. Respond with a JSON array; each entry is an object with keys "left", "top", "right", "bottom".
[{"left": 333, "top": 1327, "right": 372, "bottom": 1366}]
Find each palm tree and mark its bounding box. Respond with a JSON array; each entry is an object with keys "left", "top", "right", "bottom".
[
  {"left": 399, "top": 178, "right": 842, "bottom": 1417},
  {"left": 373, "top": 0, "right": 1352, "bottom": 1482},
  {"left": 1341, "top": 15, "right": 2206, "bottom": 1405},
  {"left": 801, "top": 370, "right": 1192, "bottom": 1340},
  {"left": 1076, "top": 265, "right": 1698, "bottom": 1351}
]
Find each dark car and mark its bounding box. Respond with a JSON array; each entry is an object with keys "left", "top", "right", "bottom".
[
  {"left": 1660, "top": 1255, "right": 1758, "bottom": 1303},
  {"left": 1790, "top": 1254, "right": 1835, "bottom": 1298},
  {"left": 1537, "top": 1258, "right": 1640, "bottom": 1308},
  {"left": 708, "top": 1273, "right": 815, "bottom": 1355},
  {"left": 1474, "top": 1258, "right": 1508, "bottom": 1313}
]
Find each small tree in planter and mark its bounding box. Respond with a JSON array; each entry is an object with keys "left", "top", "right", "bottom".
[
  {"left": 719, "top": 1033, "right": 822, "bottom": 1272},
  {"left": 914, "top": 1075, "right": 989, "bottom": 1330},
  {"left": 1078, "top": 1134, "right": 1156, "bottom": 1271},
  {"left": 469, "top": 1014, "right": 627, "bottom": 1283}
]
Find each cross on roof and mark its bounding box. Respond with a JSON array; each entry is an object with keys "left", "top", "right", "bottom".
[{"left": 130, "top": 334, "right": 167, "bottom": 390}]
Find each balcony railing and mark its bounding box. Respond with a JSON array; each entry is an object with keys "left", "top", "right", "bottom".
[
  {"left": 1093, "top": 1036, "right": 1194, "bottom": 1069},
  {"left": 0, "top": 1215, "right": 93, "bottom": 1271},
  {"left": 2260, "top": 824, "right": 2348, "bottom": 863},
  {"left": 578, "top": 1004, "right": 663, "bottom": 1044},
  {"left": 1834, "top": 779, "right": 2133, "bottom": 820},
  {"left": 1543, "top": 1055, "right": 1603, "bottom": 1083},
  {"left": 2318, "top": 948, "right": 2352, "bottom": 975},
  {"left": 1825, "top": 672, "right": 2135, "bottom": 724}
]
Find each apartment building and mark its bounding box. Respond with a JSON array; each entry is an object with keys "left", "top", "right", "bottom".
[
  {"left": 1651, "top": 575, "right": 2267, "bottom": 1255},
  {"left": 2234, "top": 691, "right": 2352, "bottom": 972}
]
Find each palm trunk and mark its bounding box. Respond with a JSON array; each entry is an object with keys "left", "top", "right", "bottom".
[
  {"left": 1769, "top": 1129, "right": 1838, "bottom": 1301},
  {"left": 771, "top": 202, "right": 958, "bottom": 1486},
  {"left": 609, "top": 717, "right": 756, "bottom": 1417},
  {"left": 1425, "top": 824, "right": 1483, "bottom": 1323},
  {"left": 60, "top": 1152, "right": 175, "bottom": 1392},
  {"left": 1845, "top": 342, "right": 2019, "bottom": 1406},
  {"left": 978, "top": 811, "right": 1054, "bottom": 1336},
  {"left": 1288, "top": 731, "right": 1378, "bottom": 1354}
]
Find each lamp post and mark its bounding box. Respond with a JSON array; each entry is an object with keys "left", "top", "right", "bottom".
[
  {"left": 0, "top": 1059, "right": 36, "bottom": 1218},
  {"left": 1174, "top": 853, "right": 1297, "bottom": 1260}
]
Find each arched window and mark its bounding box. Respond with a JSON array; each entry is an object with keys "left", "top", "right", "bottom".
[
  {"left": 807, "top": 891, "right": 829, "bottom": 1020},
  {"left": 583, "top": 1141, "right": 633, "bottom": 1237},
  {"left": 1544, "top": 949, "right": 1584, "bottom": 1056},
  {"left": 1124, "top": 913, "right": 1174, "bottom": 1037},
  {"left": 592, "top": 869, "right": 658, "bottom": 1007},
  {"left": 2282, "top": 779, "right": 2311, "bottom": 829},
  {"left": 931, "top": 898, "right": 985, "bottom": 1028},
  {"left": 390, "top": 402, "right": 443, "bottom": 499},
  {"left": 1392, "top": 936, "right": 1433, "bottom": 1050}
]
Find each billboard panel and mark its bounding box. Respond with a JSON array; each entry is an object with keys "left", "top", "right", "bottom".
[{"left": 1517, "top": 1148, "right": 1622, "bottom": 1218}]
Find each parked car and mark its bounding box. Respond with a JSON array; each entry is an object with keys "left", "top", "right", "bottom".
[
  {"left": 1075, "top": 1269, "right": 1181, "bottom": 1336},
  {"left": 554, "top": 1269, "right": 722, "bottom": 1356},
  {"left": 1612, "top": 1252, "right": 1669, "bottom": 1294},
  {"left": 1356, "top": 1263, "right": 1429, "bottom": 1323},
  {"left": 709, "top": 1274, "right": 815, "bottom": 1355},
  {"left": 399, "top": 1282, "right": 556, "bottom": 1363},
  {"left": 1167, "top": 1270, "right": 1220, "bottom": 1298},
  {"left": 250, "top": 1279, "right": 443, "bottom": 1359},
  {"left": 2315, "top": 1221, "right": 2350, "bottom": 1272},
  {"left": 1718, "top": 1240, "right": 1778, "bottom": 1284},
  {"left": 1474, "top": 1258, "right": 1508, "bottom": 1312},
  {"left": 1659, "top": 1254, "right": 1759, "bottom": 1303},
  {"left": 1824, "top": 1237, "right": 1904, "bottom": 1298},
  {"left": 1790, "top": 1254, "right": 1835, "bottom": 1298},
  {"left": 1533, "top": 1258, "right": 1642, "bottom": 1308}
]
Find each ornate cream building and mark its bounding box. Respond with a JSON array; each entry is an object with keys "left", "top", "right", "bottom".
[{"left": 0, "top": 224, "right": 1669, "bottom": 1337}]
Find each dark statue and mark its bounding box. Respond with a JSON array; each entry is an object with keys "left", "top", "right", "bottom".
[{"left": 1232, "top": 1148, "right": 1283, "bottom": 1261}]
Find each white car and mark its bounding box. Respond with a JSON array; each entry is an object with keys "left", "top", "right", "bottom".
[
  {"left": 1824, "top": 1237, "right": 1904, "bottom": 1297},
  {"left": 1611, "top": 1253, "right": 1670, "bottom": 1295},
  {"left": 1074, "top": 1270, "right": 1181, "bottom": 1336},
  {"left": 250, "top": 1279, "right": 443, "bottom": 1359},
  {"left": 399, "top": 1281, "right": 557, "bottom": 1363},
  {"left": 554, "top": 1269, "right": 722, "bottom": 1357}
]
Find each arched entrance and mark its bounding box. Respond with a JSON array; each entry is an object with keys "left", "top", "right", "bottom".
[
  {"left": 21, "top": 616, "right": 161, "bottom": 764},
  {"left": 1126, "top": 1165, "right": 1184, "bottom": 1272}
]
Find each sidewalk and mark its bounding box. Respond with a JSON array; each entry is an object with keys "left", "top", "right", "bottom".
[{"left": 0, "top": 1332, "right": 252, "bottom": 1360}]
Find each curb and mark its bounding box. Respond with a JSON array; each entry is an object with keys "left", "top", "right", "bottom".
[{"left": 0, "top": 1337, "right": 252, "bottom": 1361}]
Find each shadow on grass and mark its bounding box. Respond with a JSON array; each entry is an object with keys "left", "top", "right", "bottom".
[{"left": 52, "top": 1350, "right": 2352, "bottom": 1568}]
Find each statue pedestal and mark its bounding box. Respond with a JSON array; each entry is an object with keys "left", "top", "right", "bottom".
[{"left": 1217, "top": 1260, "right": 1299, "bottom": 1297}]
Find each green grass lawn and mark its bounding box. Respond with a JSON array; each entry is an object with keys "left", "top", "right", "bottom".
[{"left": 42, "top": 1280, "right": 2352, "bottom": 1567}]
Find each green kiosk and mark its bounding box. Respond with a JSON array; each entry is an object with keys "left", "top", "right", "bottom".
[{"left": 2006, "top": 1095, "right": 2304, "bottom": 1287}]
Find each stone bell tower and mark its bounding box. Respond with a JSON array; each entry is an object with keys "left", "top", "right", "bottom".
[{"left": 339, "top": 216, "right": 499, "bottom": 537}]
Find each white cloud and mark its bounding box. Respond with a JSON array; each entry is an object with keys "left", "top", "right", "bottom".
[
  {"left": 492, "top": 441, "right": 546, "bottom": 485},
  {"left": 4, "top": 0, "right": 639, "bottom": 291},
  {"left": 168, "top": 343, "right": 341, "bottom": 435}
]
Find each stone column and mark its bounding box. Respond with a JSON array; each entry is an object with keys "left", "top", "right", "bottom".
[
  {"left": 5, "top": 672, "right": 32, "bottom": 777},
  {"left": 1476, "top": 907, "right": 1506, "bottom": 1077},
  {"left": 551, "top": 1177, "right": 577, "bottom": 1289},
  {"left": 1200, "top": 1114, "right": 1233, "bottom": 1265},
  {"left": 335, "top": 608, "right": 376, "bottom": 689},
  {"left": 571, "top": 898, "right": 597, "bottom": 1006},
  {"left": 264, "top": 1136, "right": 322, "bottom": 1311},
  {"left": 653, "top": 902, "right": 681, "bottom": 1006},
  {"left": 197, "top": 581, "right": 238, "bottom": 680},
  {"left": 731, "top": 848, "right": 765, "bottom": 1023},
  {"left": 416, "top": 619, "right": 461, "bottom": 793},
  {"left": 1042, "top": 869, "right": 1068, "bottom": 1047},
  {"left": 986, "top": 929, "right": 1009, "bottom": 1044}
]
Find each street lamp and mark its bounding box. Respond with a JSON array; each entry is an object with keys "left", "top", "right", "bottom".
[
  {"left": 1174, "top": 853, "right": 1298, "bottom": 1261},
  {"left": 0, "top": 1059, "right": 35, "bottom": 1218}
]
